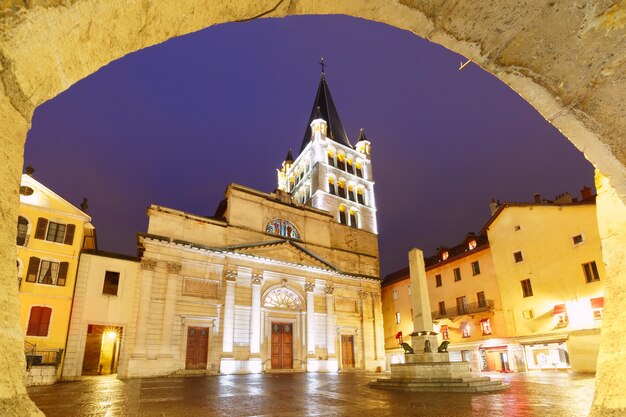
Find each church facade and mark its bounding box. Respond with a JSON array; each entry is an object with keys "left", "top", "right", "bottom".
[{"left": 117, "top": 73, "right": 385, "bottom": 377}]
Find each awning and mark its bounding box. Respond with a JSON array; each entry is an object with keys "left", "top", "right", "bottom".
[
  {"left": 553, "top": 304, "right": 566, "bottom": 314},
  {"left": 591, "top": 297, "right": 604, "bottom": 309}
]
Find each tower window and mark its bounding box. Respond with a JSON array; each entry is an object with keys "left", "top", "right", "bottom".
[
  {"left": 349, "top": 209, "right": 358, "bottom": 229},
  {"left": 337, "top": 153, "right": 346, "bottom": 170},
  {"left": 346, "top": 160, "right": 354, "bottom": 175},
  {"left": 357, "top": 188, "right": 365, "bottom": 205},
  {"left": 348, "top": 185, "right": 356, "bottom": 202},
  {"left": 337, "top": 180, "right": 346, "bottom": 199},
  {"left": 328, "top": 177, "right": 336, "bottom": 195},
  {"left": 339, "top": 205, "right": 347, "bottom": 225},
  {"left": 327, "top": 150, "right": 335, "bottom": 166},
  {"left": 355, "top": 163, "right": 363, "bottom": 178}
]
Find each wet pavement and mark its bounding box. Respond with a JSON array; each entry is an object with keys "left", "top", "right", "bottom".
[{"left": 28, "top": 371, "right": 594, "bottom": 417}]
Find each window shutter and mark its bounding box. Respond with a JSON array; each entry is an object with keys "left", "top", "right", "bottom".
[
  {"left": 39, "top": 307, "right": 52, "bottom": 336},
  {"left": 34, "top": 218, "right": 48, "bottom": 240},
  {"left": 64, "top": 224, "right": 76, "bottom": 245},
  {"left": 27, "top": 307, "right": 42, "bottom": 336},
  {"left": 26, "top": 257, "right": 40, "bottom": 282},
  {"left": 57, "top": 262, "right": 69, "bottom": 286}
]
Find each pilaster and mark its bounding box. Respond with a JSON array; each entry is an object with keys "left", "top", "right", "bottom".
[{"left": 133, "top": 258, "right": 157, "bottom": 356}]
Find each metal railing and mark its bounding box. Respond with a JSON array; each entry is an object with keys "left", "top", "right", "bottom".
[
  {"left": 432, "top": 299, "right": 494, "bottom": 319},
  {"left": 17, "top": 233, "right": 30, "bottom": 247},
  {"left": 25, "top": 342, "right": 64, "bottom": 369}
]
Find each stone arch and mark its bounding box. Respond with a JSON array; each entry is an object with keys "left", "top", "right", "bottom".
[
  {"left": 262, "top": 284, "right": 304, "bottom": 311},
  {"left": 0, "top": 2, "right": 625, "bottom": 416}
]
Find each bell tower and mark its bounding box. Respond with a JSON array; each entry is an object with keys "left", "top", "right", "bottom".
[{"left": 277, "top": 69, "right": 377, "bottom": 234}]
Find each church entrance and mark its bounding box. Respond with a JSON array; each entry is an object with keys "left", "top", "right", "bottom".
[
  {"left": 271, "top": 322, "right": 293, "bottom": 369},
  {"left": 341, "top": 335, "right": 355, "bottom": 368},
  {"left": 185, "top": 326, "right": 209, "bottom": 370}
]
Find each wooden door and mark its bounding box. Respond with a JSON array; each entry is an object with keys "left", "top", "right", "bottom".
[
  {"left": 341, "top": 335, "right": 355, "bottom": 368},
  {"left": 271, "top": 323, "right": 293, "bottom": 369},
  {"left": 186, "top": 326, "right": 209, "bottom": 370}
]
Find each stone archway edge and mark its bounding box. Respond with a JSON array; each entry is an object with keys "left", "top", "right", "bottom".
[{"left": 1, "top": 1, "right": 625, "bottom": 416}]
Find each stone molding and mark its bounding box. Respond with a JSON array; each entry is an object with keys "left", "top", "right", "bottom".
[
  {"left": 224, "top": 269, "right": 237, "bottom": 282},
  {"left": 166, "top": 261, "right": 182, "bottom": 274},
  {"left": 140, "top": 258, "right": 157, "bottom": 271},
  {"left": 305, "top": 282, "right": 315, "bottom": 292},
  {"left": 325, "top": 285, "right": 334, "bottom": 295},
  {"left": 251, "top": 273, "right": 263, "bottom": 285}
]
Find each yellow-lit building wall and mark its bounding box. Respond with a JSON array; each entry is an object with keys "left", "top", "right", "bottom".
[
  {"left": 486, "top": 202, "right": 604, "bottom": 372},
  {"left": 16, "top": 174, "right": 93, "bottom": 357},
  {"left": 381, "top": 274, "right": 413, "bottom": 351}
]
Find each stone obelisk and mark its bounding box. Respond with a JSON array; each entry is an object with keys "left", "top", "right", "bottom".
[{"left": 408, "top": 248, "right": 440, "bottom": 357}]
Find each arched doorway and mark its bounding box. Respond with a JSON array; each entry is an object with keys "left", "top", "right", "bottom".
[{"left": 1, "top": 3, "right": 625, "bottom": 416}]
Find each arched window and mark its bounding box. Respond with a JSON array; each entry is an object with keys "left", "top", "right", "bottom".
[
  {"left": 339, "top": 204, "right": 347, "bottom": 225},
  {"left": 355, "top": 162, "right": 363, "bottom": 178},
  {"left": 337, "top": 152, "right": 346, "bottom": 170},
  {"left": 349, "top": 209, "right": 358, "bottom": 229},
  {"left": 337, "top": 180, "right": 346, "bottom": 199},
  {"left": 327, "top": 149, "right": 335, "bottom": 166},
  {"left": 264, "top": 287, "right": 301, "bottom": 310},
  {"left": 17, "top": 216, "right": 29, "bottom": 246},
  {"left": 357, "top": 187, "right": 365, "bottom": 205},
  {"left": 348, "top": 184, "right": 356, "bottom": 202},
  {"left": 265, "top": 219, "right": 301, "bottom": 240},
  {"left": 346, "top": 157, "right": 355, "bottom": 175},
  {"left": 328, "top": 177, "right": 336, "bottom": 195}
]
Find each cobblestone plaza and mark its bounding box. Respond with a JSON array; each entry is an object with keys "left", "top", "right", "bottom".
[{"left": 28, "top": 372, "right": 593, "bottom": 417}]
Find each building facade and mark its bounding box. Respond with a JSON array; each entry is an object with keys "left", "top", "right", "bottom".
[
  {"left": 62, "top": 250, "right": 139, "bottom": 380},
  {"left": 117, "top": 73, "right": 385, "bottom": 377},
  {"left": 382, "top": 189, "right": 605, "bottom": 373},
  {"left": 16, "top": 174, "right": 95, "bottom": 385}
]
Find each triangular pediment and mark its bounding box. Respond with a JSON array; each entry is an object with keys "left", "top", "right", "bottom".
[{"left": 226, "top": 240, "right": 336, "bottom": 270}]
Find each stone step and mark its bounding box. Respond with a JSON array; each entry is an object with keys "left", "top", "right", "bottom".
[
  {"left": 380, "top": 376, "right": 492, "bottom": 383},
  {"left": 369, "top": 377, "right": 509, "bottom": 393},
  {"left": 373, "top": 379, "right": 502, "bottom": 388}
]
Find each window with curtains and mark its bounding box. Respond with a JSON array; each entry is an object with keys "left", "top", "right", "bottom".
[{"left": 25, "top": 257, "right": 68, "bottom": 286}]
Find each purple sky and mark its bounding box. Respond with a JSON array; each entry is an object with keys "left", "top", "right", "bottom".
[{"left": 25, "top": 16, "right": 594, "bottom": 276}]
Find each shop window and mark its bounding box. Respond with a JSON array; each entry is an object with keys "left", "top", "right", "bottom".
[
  {"left": 591, "top": 297, "right": 604, "bottom": 320},
  {"left": 480, "top": 318, "right": 492, "bottom": 335},
  {"left": 521, "top": 279, "right": 533, "bottom": 297},
  {"left": 440, "top": 325, "right": 449, "bottom": 340},
  {"left": 553, "top": 304, "right": 569, "bottom": 328},
  {"left": 453, "top": 268, "right": 461, "bottom": 282},
  {"left": 461, "top": 322, "right": 471, "bottom": 338},
  {"left": 471, "top": 261, "right": 480, "bottom": 275},
  {"left": 435, "top": 274, "right": 442, "bottom": 287},
  {"left": 582, "top": 261, "right": 600, "bottom": 283},
  {"left": 513, "top": 251, "right": 524, "bottom": 263},
  {"left": 27, "top": 306, "right": 52, "bottom": 337},
  {"left": 103, "top": 271, "right": 120, "bottom": 296}
]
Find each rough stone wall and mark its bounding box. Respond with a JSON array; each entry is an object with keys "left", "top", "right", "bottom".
[{"left": 1, "top": 1, "right": 626, "bottom": 416}]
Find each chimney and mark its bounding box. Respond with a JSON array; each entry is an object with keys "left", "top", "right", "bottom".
[
  {"left": 533, "top": 193, "right": 542, "bottom": 204},
  {"left": 554, "top": 192, "right": 573, "bottom": 204},
  {"left": 489, "top": 199, "right": 500, "bottom": 215},
  {"left": 580, "top": 186, "right": 593, "bottom": 200}
]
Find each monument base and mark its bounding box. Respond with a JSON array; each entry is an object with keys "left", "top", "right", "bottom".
[{"left": 369, "top": 353, "right": 509, "bottom": 393}]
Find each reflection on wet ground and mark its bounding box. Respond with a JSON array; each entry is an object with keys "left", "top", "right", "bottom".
[{"left": 28, "top": 371, "right": 594, "bottom": 416}]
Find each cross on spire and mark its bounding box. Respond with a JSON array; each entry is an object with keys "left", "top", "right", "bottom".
[{"left": 319, "top": 56, "right": 326, "bottom": 75}]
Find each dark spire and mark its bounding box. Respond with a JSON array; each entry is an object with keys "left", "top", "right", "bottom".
[
  {"left": 299, "top": 73, "right": 351, "bottom": 154},
  {"left": 284, "top": 148, "right": 294, "bottom": 163},
  {"left": 356, "top": 128, "right": 369, "bottom": 142}
]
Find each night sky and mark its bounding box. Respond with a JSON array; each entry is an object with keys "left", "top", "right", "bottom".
[{"left": 25, "top": 16, "right": 594, "bottom": 276}]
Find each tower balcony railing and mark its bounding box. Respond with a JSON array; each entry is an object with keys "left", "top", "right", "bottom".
[{"left": 432, "top": 299, "right": 495, "bottom": 320}]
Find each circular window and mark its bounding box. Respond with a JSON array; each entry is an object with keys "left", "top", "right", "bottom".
[{"left": 19, "top": 186, "right": 34, "bottom": 196}]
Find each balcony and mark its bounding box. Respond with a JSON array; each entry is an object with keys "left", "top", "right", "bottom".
[
  {"left": 432, "top": 299, "right": 495, "bottom": 320},
  {"left": 25, "top": 341, "right": 64, "bottom": 369},
  {"left": 17, "top": 232, "right": 30, "bottom": 247}
]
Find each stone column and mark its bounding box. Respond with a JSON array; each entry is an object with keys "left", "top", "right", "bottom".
[
  {"left": 221, "top": 269, "right": 237, "bottom": 354},
  {"left": 591, "top": 171, "right": 626, "bottom": 417},
  {"left": 325, "top": 285, "right": 336, "bottom": 357},
  {"left": 0, "top": 103, "right": 43, "bottom": 416},
  {"left": 305, "top": 282, "right": 316, "bottom": 355},
  {"left": 133, "top": 258, "right": 157, "bottom": 356},
  {"left": 371, "top": 291, "right": 385, "bottom": 361},
  {"left": 159, "top": 261, "right": 181, "bottom": 357},
  {"left": 249, "top": 273, "right": 263, "bottom": 355},
  {"left": 408, "top": 248, "right": 438, "bottom": 353}
]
